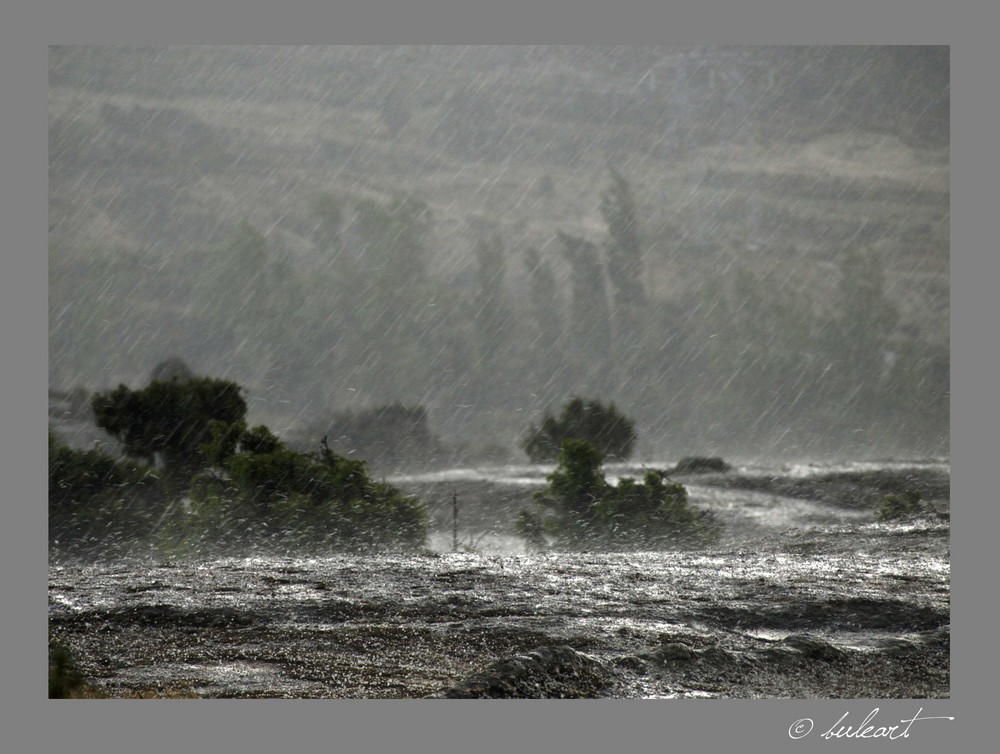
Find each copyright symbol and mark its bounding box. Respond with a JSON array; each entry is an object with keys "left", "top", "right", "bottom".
[{"left": 789, "top": 718, "right": 814, "bottom": 739}]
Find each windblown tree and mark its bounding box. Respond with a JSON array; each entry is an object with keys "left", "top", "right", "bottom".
[
  {"left": 517, "top": 439, "right": 719, "bottom": 550},
  {"left": 559, "top": 232, "right": 612, "bottom": 395},
  {"left": 91, "top": 374, "right": 247, "bottom": 490},
  {"left": 523, "top": 246, "right": 566, "bottom": 404},
  {"left": 351, "top": 194, "right": 438, "bottom": 403},
  {"left": 600, "top": 168, "right": 646, "bottom": 334},
  {"left": 471, "top": 234, "right": 514, "bottom": 406},
  {"left": 309, "top": 191, "right": 345, "bottom": 257},
  {"left": 522, "top": 396, "right": 637, "bottom": 463},
  {"left": 822, "top": 249, "right": 900, "bottom": 422},
  {"left": 191, "top": 222, "right": 307, "bottom": 407}
]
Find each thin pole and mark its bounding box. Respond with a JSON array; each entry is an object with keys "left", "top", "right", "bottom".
[{"left": 452, "top": 491, "right": 459, "bottom": 552}]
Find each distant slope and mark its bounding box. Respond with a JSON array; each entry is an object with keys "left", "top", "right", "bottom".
[{"left": 48, "top": 46, "right": 949, "bottom": 458}]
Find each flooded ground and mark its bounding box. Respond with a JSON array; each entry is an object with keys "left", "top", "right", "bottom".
[{"left": 48, "top": 460, "right": 950, "bottom": 698}]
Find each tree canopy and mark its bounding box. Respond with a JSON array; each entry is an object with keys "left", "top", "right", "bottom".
[
  {"left": 91, "top": 375, "right": 247, "bottom": 486},
  {"left": 58, "top": 374, "right": 429, "bottom": 556},
  {"left": 522, "top": 397, "right": 637, "bottom": 463}
]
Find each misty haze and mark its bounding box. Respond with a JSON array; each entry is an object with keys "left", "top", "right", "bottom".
[{"left": 48, "top": 46, "right": 949, "bottom": 699}]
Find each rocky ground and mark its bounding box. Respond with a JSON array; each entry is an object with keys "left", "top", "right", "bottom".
[{"left": 49, "top": 466, "right": 950, "bottom": 699}]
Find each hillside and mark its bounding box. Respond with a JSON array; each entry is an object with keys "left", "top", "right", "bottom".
[{"left": 48, "top": 46, "right": 949, "bottom": 463}]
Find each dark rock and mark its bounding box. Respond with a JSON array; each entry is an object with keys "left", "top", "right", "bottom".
[
  {"left": 638, "top": 642, "right": 699, "bottom": 666},
  {"left": 672, "top": 457, "right": 732, "bottom": 475},
  {"left": 778, "top": 633, "right": 846, "bottom": 662},
  {"left": 426, "top": 645, "right": 611, "bottom": 699}
]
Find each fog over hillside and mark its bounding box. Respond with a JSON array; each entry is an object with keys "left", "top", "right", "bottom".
[{"left": 49, "top": 46, "right": 949, "bottom": 465}]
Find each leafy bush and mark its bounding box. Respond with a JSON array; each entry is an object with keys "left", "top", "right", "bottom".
[
  {"left": 517, "top": 439, "right": 719, "bottom": 550},
  {"left": 877, "top": 488, "right": 926, "bottom": 521},
  {"left": 49, "top": 431, "right": 163, "bottom": 555},
  {"left": 169, "top": 433, "right": 428, "bottom": 553},
  {"left": 49, "top": 431, "right": 143, "bottom": 510},
  {"left": 49, "top": 642, "right": 88, "bottom": 699},
  {"left": 521, "top": 397, "right": 637, "bottom": 463},
  {"left": 54, "top": 372, "right": 429, "bottom": 555}
]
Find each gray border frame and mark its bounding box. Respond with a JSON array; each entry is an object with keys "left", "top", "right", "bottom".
[{"left": 7, "top": 1, "right": 993, "bottom": 752}]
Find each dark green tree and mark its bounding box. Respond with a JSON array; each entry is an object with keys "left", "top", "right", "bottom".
[
  {"left": 48, "top": 430, "right": 156, "bottom": 514},
  {"left": 522, "top": 396, "right": 636, "bottom": 463},
  {"left": 216, "top": 433, "right": 428, "bottom": 549},
  {"left": 239, "top": 423, "right": 284, "bottom": 455},
  {"left": 91, "top": 375, "right": 247, "bottom": 489},
  {"left": 518, "top": 439, "right": 718, "bottom": 550},
  {"left": 48, "top": 430, "right": 162, "bottom": 556},
  {"left": 528, "top": 438, "right": 606, "bottom": 547}
]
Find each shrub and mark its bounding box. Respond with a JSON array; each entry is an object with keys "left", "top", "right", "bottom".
[
  {"left": 520, "top": 439, "right": 719, "bottom": 550},
  {"left": 54, "top": 363, "right": 432, "bottom": 554},
  {"left": 50, "top": 431, "right": 133, "bottom": 511},
  {"left": 49, "top": 431, "right": 163, "bottom": 555},
  {"left": 877, "top": 488, "right": 926, "bottom": 521},
  {"left": 52, "top": 401, "right": 429, "bottom": 555},
  {"left": 521, "top": 397, "right": 637, "bottom": 463},
  {"left": 174, "top": 434, "right": 429, "bottom": 552},
  {"left": 49, "top": 643, "right": 88, "bottom": 699}
]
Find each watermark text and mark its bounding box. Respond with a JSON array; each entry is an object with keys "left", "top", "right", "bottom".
[{"left": 788, "top": 707, "right": 954, "bottom": 741}]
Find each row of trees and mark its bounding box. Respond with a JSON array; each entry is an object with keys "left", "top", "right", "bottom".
[
  {"left": 52, "top": 366, "right": 720, "bottom": 554},
  {"left": 50, "top": 169, "right": 948, "bottom": 459},
  {"left": 53, "top": 362, "right": 725, "bottom": 554}
]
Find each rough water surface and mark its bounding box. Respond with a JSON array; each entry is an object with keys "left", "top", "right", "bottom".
[{"left": 48, "top": 461, "right": 949, "bottom": 699}]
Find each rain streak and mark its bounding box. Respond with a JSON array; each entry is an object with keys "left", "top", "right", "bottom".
[{"left": 48, "top": 46, "right": 949, "bottom": 699}]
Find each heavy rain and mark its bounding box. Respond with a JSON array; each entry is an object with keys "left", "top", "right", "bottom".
[{"left": 48, "top": 45, "right": 949, "bottom": 699}]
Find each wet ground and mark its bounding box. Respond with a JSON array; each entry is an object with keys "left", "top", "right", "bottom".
[{"left": 48, "top": 461, "right": 950, "bottom": 698}]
